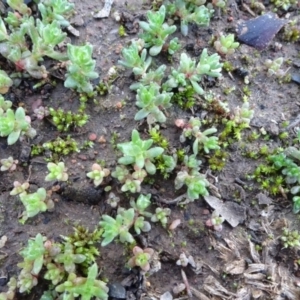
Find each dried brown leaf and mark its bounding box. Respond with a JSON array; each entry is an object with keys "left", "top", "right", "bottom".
[
  {"left": 0, "top": 235, "right": 7, "bottom": 248},
  {"left": 224, "top": 259, "right": 246, "bottom": 275},
  {"left": 203, "top": 276, "right": 237, "bottom": 299},
  {"left": 248, "top": 240, "right": 261, "bottom": 263}
]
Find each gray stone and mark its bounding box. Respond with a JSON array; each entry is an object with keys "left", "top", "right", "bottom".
[{"left": 108, "top": 282, "right": 126, "bottom": 299}]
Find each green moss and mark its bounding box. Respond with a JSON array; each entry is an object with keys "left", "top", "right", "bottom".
[{"left": 172, "top": 85, "right": 195, "bottom": 110}]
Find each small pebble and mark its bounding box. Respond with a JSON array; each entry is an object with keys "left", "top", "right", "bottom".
[
  {"left": 98, "top": 135, "right": 106, "bottom": 143},
  {"left": 108, "top": 282, "right": 126, "bottom": 299},
  {"left": 89, "top": 133, "right": 97, "bottom": 141},
  {"left": 77, "top": 154, "right": 87, "bottom": 161},
  {"left": 202, "top": 209, "right": 210, "bottom": 215}
]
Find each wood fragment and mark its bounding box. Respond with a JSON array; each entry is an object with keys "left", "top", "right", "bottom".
[
  {"left": 181, "top": 269, "right": 193, "bottom": 299},
  {"left": 190, "top": 286, "right": 210, "bottom": 300}
]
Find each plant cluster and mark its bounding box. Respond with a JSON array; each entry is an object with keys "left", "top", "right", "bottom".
[
  {"left": 117, "top": 129, "right": 164, "bottom": 175},
  {"left": 208, "top": 149, "right": 228, "bottom": 171},
  {"left": 154, "top": 153, "right": 177, "bottom": 179},
  {"left": 264, "top": 58, "right": 291, "bottom": 83},
  {"left": 86, "top": 163, "right": 110, "bottom": 187},
  {"left": 214, "top": 33, "right": 239, "bottom": 56},
  {"left": 269, "top": 148, "right": 300, "bottom": 213},
  {"left": 11, "top": 186, "right": 54, "bottom": 224},
  {"left": 165, "top": 0, "right": 214, "bottom": 36},
  {"left": 179, "top": 117, "right": 220, "bottom": 154},
  {"left": 0, "top": 96, "right": 36, "bottom": 145},
  {"left": 14, "top": 231, "right": 108, "bottom": 299},
  {"left": 49, "top": 107, "right": 89, "bottom": 132},
  {"left": 0, "top": 0, "right": 69, "bottom": 79},
  {"left": 270, "top": 0, "right": 298, "bottom": 10},
  {"left": 175, "top": 154, "right": 209, "bottom": 201},
  {"left": 163, "top": 50, "right": 223, "bottom": 95},
  {"left": 45, "top": 161, "right": 68, "bottom": 181},
  {"left": 139, "top": 5, "right": 178, "bottom": 56},
  {"left": 219, "top": 102, "right": 254, "bottom": 142},
  {"left": 282, "top": 20, "right": 300, "bottom": 42},
  {"left": 205, "top": 210, "right": 225, "bottom": 231},
  {"left": 31, "top": 135, "right": 80, "bottom": 159},
  {"left": 112, "top": 129, "right": 177, "bottom": 191},
  {"left": 135, "top": 83, "right": 173, "bottom": 124},
  {"left": 61, "top": 225, "right": 102, "bottom": 274},
  {"left": 118, "top": 40, "right": 152, "bottom": 77},
  {"left": 0, "top": 156, "right": 18, "bottom": 172},
  {"left": 252, "top": 161, "right": 284, "bottom": 196},
  {"left": 148, "top": 126, "right": 169, "bottom": 149},
  {"left": 112, "top": 165, "right": 145, "bottom": 193},
  {"left": 100, "top": 193, "right": 173, "bottom": 246},
  {"left": 127, "top": 246, "right": 154, "bottom": 272},
  {"left": 281, "top": 227, "right": 300, "bottom": 249},
  {"left": 64, "top": 43, "right": 99, "bottom": 93},
  {"left": 171, "top": 85, "right": 196, "bottom": 110},
  {"left": 130, "top": 63, "right": 167, "bottom": 91},
  {"left": 99, "top": 194, "right": 153, "bottom": 246},
  {"left": 0, "top": 0, "right": 99, "bottom": 93}
]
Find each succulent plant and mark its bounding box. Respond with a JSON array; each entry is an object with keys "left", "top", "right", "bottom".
[
  {"left": 214, "top": 33, "right": 239, "bottom": 56},
  {"left": 135, "top": 83, "right": 173, "bottom": 124},
  {"left": 17, "top": 233, "right": 46, "bottom": 292},
  {"left": 0, "top": 70, "right": 13, "bottom": 94},
  {"left": 118, "top": 40, "right": 152, "bottom": 76},
  {"left": 45, "top": 162, "right": 68, "bottom": 181},
  {"left": 151, "top": 207, "right": 171, "bottom": 228},
  {"left": 281, "top": 227, "right": 300, "bottom": 248},
  {"left": 18, "top": 187, "right": 54, "bottom": 224},
  {"left": 139, "top": 5, "right": 177, "bottom": 56},
  {"left": 0, "top": 156, "right": 18, "bottom": 172},
  {"left": 10, "top": 181, "right": 29, "bottom": 196},
  {"left": 265, "top": 57, "right": 288, "bottom": 78},
  {"left": 86, "top": 163, "right": 110, "bottom": 187},
  {"left": 179, "top": 117, "right": 220, "bottom": 154},
  {"left": 117, "top": 129, "right": 164, "bottom": 175},
  {"left": 163, "top": 49, "right": 223, "bottom": 95},
  {"left": 64, "top": 43, "right": 99, "bottom": 93},
  {"left": 55, "top": 263, "right": 109, "bottom": 300},
  {"left": 99, "top": 194, "right": 152, "bottom": 246},
  {"left": 127, "top": 246, "right": 154, "bottom": 272},
  {"left": 54, "top": 243, "right": 86, "bottom": 273},
  {"left": 165, "top": 0, "right": 214, "bottom": 36},
  {"left": 175, "top": 155, "right": 210, "bottom": 201},
  {"left": 0, "top": 107, "right": 36, "bottom": 145},
  {"left": 205, "top": 210, "right": 225, "bottom": 231}
]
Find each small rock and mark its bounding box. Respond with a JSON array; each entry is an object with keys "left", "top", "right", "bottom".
[
  {"left": 173, "top": 283, "right": 186, "bottom": 295},
  {"left": 236, "top": 13, "right": 287, "bottom": 50},
  {"left": 160, "top": 291, "right": 173, "bottom": 300},
  {"left": 250, "top": 117, "right": 265, "bottom": 128},
  {"left": 265, "top": 122, "right": 279, "bottom": 136},
  {"left": 89, "top": 133, "right": 97, "bottom": 141},
  {"left": 77, "top": 154, "right": 87, "bottom": 161},
  {"left": 19, "top": 143, "right": 31, "bottom": 164},
  {"left": 69, "top": 15, "right": 84, "bottom": 27},
  {"left": 98, "top": 135, "right": 106, "bottom": 143},
  {"left": 291, "top": 73, "right": 300, "bottom": 85},
  {"left": 108, "top": 282, "right": 126, "bottom": 299},
  {"left": 204, "top": 195, "right": 246, "bottom": 227},
  {"left": 257, "top": 192, "right": 273, "bottom": 205}
]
